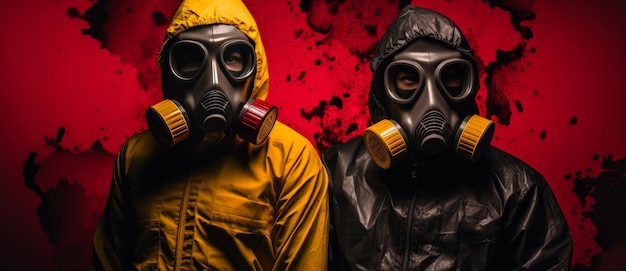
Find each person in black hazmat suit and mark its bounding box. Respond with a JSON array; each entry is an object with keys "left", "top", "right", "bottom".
[{"left": 322, "top": 5, "right": 573, "bottom": 271}]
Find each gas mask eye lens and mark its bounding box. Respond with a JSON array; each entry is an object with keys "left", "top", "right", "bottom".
[
  {"left": 385, "top": 62, "right": 423, "bottom": 103},
  {"left": 222, "top": 42, "right": 255, "bottom": 79},
  {"left": 169, "top": 41, "right": 207, "bottom": 79},
  {"left": 437, "top": 59, "right": 474, "bottom": 102},
  {"left": 441, "top": 63, "right": 466, "bottom": 97},
  {"left": 441, "top": 66, "right": 463, "bottom": 93},
  {"left": 224, "top": 51, "right": 244, "bottom": 72},
  {"left": 395, "top": 68, "right": 420, "bottom": 92}
]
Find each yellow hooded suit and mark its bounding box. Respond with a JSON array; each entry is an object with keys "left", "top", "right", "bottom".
[{"left": 92, "top": 0, "right": 329, "bottom": 270}]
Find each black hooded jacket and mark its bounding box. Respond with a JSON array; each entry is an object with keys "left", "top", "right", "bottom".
[{"left": 323, "top": 6, "right": 572, "bottom": 271}]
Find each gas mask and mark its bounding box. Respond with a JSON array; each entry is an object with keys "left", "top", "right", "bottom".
[
  {"left": 146, "top": 24, "right": 277, "bottom": 148},
  {"left": 365, "top": 39, "right": 494, "bottom": 169}
]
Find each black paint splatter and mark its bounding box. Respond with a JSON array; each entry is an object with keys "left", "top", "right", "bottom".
[
  {"left": 479, "top": 1, "right": 536, "bottom": 126},
  {"left": 571, "top": 155, "right": 626, "bottom": 270},
  {"left": 297, "top": 71, "right": 306, "bottom": 80},
  {"left": 152, "top": 10, "right": 167, "bottom": 26},
  {"left": 299, "top": 0, "right": 400, "bottom": 58},
  {"left": 56, "top": 127, "right": 66, "bottom": 143},
  {"left": 329, "top": 96, "right": 343, "bottom": 109},
  {"left": 301, "top": 100, "right": 329, "bottom": 120},
  {"left": 22, "top": 130, "right": 113, "bottom": 270},
  {"left": 301, "top": 96, "right": 357, "bottom": 150},
  {"left": 81, "top": 1, "right": 109, "bottom": 48},
  {"left": 345, "top": 123, "right": 358, "bottom": 135},
  {"left": 66, "top": 7, "right": 80, "bottom": 19},
  {"left": 486, "top": 0, "right": 536, "bottom": 39},
  {"left": 484, "top": 44, "right": 526, "bottom": 125},
  {"left": 22, "top": 152, "right": 43, "bottom": 196},
  {"left": 515, "top": 100, "right": 523, "bottom": 112}
]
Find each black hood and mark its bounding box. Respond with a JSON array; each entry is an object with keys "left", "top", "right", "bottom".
[{"left": 369, "top": 5, "right": 480, "bottom": 122}]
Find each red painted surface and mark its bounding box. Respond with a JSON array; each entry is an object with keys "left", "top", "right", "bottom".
[{"left": 0, "top": 0, "right": 624, "bottom": 269}]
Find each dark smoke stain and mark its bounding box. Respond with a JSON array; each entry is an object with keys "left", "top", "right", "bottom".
[
  {"left": 570, "top": 155, "right": 626, "bottom": 270},
  {"left": 23, "top": 152, "right": 43, "bottom": 196},
  {"left": 81, "top": 1, "right": 108, "bottom": 48},
  {"left": 44, "top": 126, "right": 66, "bottom": 151},
  {"left": 74, "top": 1, "right": 180, "bottom": 92},
  {"left": 397, "top": 0, "right": 411, "bottom": 10},
  {"left": 301, "top": 96, "right": 357, "bottom": 150},
  {"left": 301, "top": 100, "right": 329, "bottom": 120},
  {"left": 299, "top": 0, "right": 403, "bottom": 59},
  {"left": 35, "top": 177, "right": 103, "bottom": 269},
  {"left": 540, "top": 130, "right": 546, "bottom": 140},
  {"left": 486, "top": 0, "right": 536, "bottom": 39},
  {"left": 296, "top": 0, "right": 405, "bottom": 151},
  {"left": 345, "top": 123, "right": 358, "bottom": 135},
  {"left": 364, "top": 24, "right": 376, "bottom": 36},
  {"left": 80, "top": 1, "right": 170, "bottom": 45},
  {"left": 329, "top": 96, "right": 343, "bottom": 109},
  {"left": 56, "top": 126, "right": 66, "bottom": 142},
  {"left": 484, "top": 44, "right": 525, "bottom": 125},
  {"left": 314, "top": 125, "right": 352, "bottom": 152},
  {"left": 480, "top": 1, "right": 535, "bottom": 126},
  {"left": 569, "top": 116, "right": 578, "bottom": 126},
  {"left": 22, "top": 128, "right": 114, "bottom": 270}
]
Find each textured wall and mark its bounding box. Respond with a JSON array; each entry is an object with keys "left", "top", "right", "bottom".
[{"left": 1, "top": 0, "right": 624, "bottom": 270}]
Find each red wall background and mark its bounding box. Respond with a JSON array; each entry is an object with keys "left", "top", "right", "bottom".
[{"left": 1, "top": 0, "right": 625, "bottom": 270}]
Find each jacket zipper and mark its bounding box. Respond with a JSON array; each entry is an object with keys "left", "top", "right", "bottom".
[
  {"left": 401, "top": 190, "right": 418, "bottom": 271},
  {"left": 174, "top": 175, "right": 193, "bottom": 270}
]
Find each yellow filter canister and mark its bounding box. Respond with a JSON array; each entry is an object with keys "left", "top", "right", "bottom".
[
  {"left": 455, "top": 114, "right": 495, "bottom": 162},
  {"left": 364, "top": 119, "right": 408, "bottom": 169}
]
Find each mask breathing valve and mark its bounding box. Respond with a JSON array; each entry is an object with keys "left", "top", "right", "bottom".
[
  {"left": 416, "top": 110, "right": 449, "bottom": 154},
  {"left": 200, "top": 90, "right": 232, "bottom": 132}
]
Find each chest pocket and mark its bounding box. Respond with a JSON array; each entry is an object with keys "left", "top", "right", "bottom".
[{"left": 206, "top": 193, "right": 272, "bottom": 235}]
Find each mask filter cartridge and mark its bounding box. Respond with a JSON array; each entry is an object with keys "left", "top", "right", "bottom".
[
  {"left": 146, "top": 99, "right": 190, "bottom": 148},
  {"left": 364, "top": 119, "right": 408, "bottom": 169},
  {"left": 237, "top": 99, "right": 278, "bottom": 145}
]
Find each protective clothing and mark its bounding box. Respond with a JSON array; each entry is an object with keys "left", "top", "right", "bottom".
[
  {"left": 323, "top": 5, "right": 572, "bottom": 271},
  {"left": 92, "top": 0, "right": 329, "bottom": 270}
]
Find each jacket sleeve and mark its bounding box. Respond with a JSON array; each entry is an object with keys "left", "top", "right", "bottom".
[
  {"left": 499, "top": 169, "right": 573, "bottom": 270},
  {"left": 270, "top": 141, "right": 330, "bottom": 271},
  {"left": 92, "top": 141, "right": 133, "bottom": 271}
]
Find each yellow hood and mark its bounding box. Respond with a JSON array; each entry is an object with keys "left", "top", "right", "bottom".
[{"left": 158, "top": 0, "right": 269, "bottom": 100}]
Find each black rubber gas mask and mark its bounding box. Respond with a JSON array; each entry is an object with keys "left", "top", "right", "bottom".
[
  {"left": 365, "top": 39, "right": 494, "bottom": 169},
  {"left": 146, "top": 24, "right": 277, "bottom": 148}
]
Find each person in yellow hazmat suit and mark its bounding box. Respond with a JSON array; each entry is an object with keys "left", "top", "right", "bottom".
[{"left": 91, "top": 0, "right": 329, "bottom": 270}]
